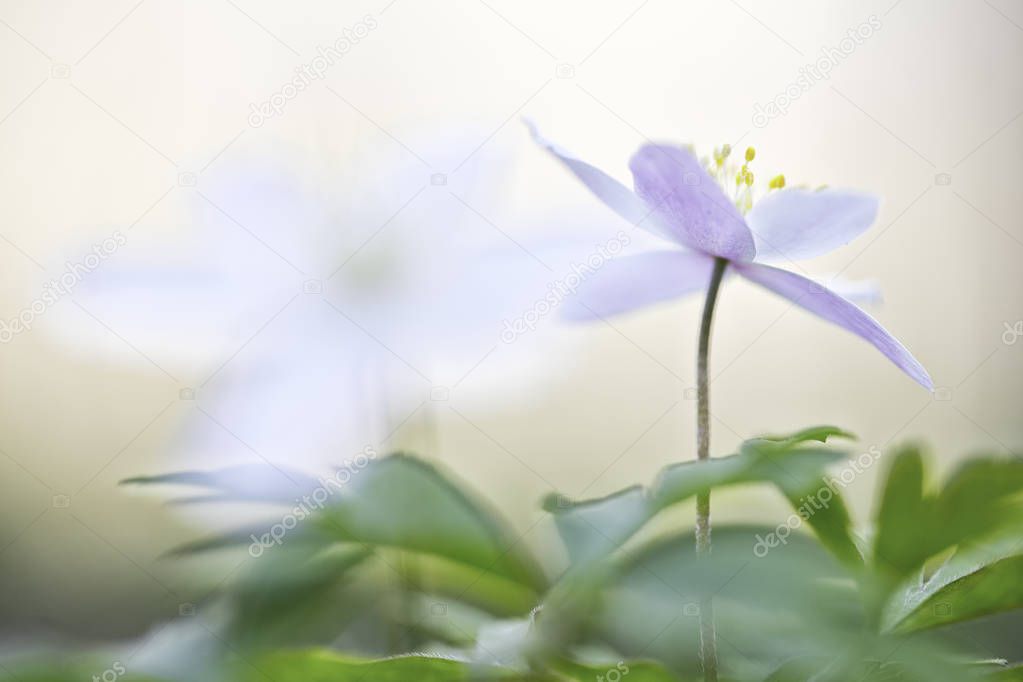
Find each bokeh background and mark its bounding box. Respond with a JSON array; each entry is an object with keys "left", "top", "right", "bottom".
[{"left": 0, "top": 0, "right": 1020, "bottom": 648}]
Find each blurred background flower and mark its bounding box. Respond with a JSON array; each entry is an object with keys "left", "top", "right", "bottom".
[{"left": 57, "top": 130, "right": 653, "bottom": 517}]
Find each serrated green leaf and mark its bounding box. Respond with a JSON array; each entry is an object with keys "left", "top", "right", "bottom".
[
  {"left": 658, "top": 445, "right": 847, "bottom": 506},
  {"left": 764, "top": 657, "right": 904, "bottom": 682},
  {"left": 309, "top": 454, "right": 548, "bottom": 592},
  {"left": 233, "top": 649, "right": 682, "bottom": 682},
  {"left": 0, "top": 658, "right": 169, "bottom": 682},
  {"left": 988, "top": 665, "right": 1023, "bottom": 680},
  {"left": 755, "top": 425, "right": 856, "bottom": 448},
  {"left": 543, "top": 486, "right": 652, "bottom": 568},
  {"left": 873, "top": 446, "right": 934, "bottom": 577},
  {"left": 889, "top": 554, "right": 1023, "bottom": 633},
  {"left": 764, "top": 653, "right": 991, "bottom": 682},
  {"left": 883, "top": 525, "right": 1023, "bottom": 633},
  {"left": 547, "top": 428, "right": 853, "bottom": 571},
  {"left": 223, "top": 545, "right": 373, "bottom": 646},
  {"left": 553, "top": 659, "right": 681, "bottom": 681},
  {"left": 771, "top": 469, "right": 862, "bottom": 569},
  {"left": 595, "top": 525, "right": 856, "bottom": 678},
  {"left": 232, "top": 649, "right": 554, "bottom": 681},
  {"left": 131, "top": 454, "right": 547, "bottom": 593},
  {"left": 873, "top": 448, "right": 1023, "bottom": 603}
]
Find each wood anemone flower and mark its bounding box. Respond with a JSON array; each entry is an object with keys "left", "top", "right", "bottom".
[{"left": 528, "top": 122, "right": 932, "bottom": 390}]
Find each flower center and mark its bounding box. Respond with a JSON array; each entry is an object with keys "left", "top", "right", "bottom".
[{"left": 703, "top": 144, "right": 785, "bottom": 215}]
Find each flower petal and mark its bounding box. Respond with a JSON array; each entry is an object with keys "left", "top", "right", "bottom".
[
  {"left": 562, "top": 250, "right": 716, "bottom": 321},
  {"left": 629, "top": 144, "right": 756, "bottom": 261},
  {"left": 525, "top": 121, "right": 677, "bottom": 243},
  {"left": 813, "top": 274, "right": 882, "bottom": 305},
  {"left": 746, "top": 188, "right": 879, "bottom": 262},
  {"left": 733, "top": 262, "right": 932, "bottom": 389}
]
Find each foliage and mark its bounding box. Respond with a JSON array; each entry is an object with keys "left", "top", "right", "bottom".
[{"left": 7, "top": 431, "right": 1023, "bottom": 681}]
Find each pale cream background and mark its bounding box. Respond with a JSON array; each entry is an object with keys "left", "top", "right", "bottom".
[{"left": 0, "top": 0, "right": 1021, "bottom": 639}]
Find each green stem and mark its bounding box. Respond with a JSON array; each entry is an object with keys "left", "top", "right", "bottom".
[{"left": 696, "top": 257, "right": 728, "bottom": 682}]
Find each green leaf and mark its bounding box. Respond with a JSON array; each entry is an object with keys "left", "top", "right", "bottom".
[
  {"left": 765, "top": 657, "right": 903, "bottom": 681},
  {"left": 0, "top": 658, "right": 169, "bottom": 681},
  {"left": 546, "top": 427, "right": 854, "bottom": 570},
  {"left": 873, "top": 446, "right": 933, "bottom": 579},
  {"left": 882, "top": 525, "right": 1023, "bottom": 632},
  {"left": 989, "top": 665, "right": 1023, "bottom": 680},
  {"left": 757, "top": 441, "right": 862, "bottom": 569},
  {"left": 616, "top": 524, "right": 852, "bottom": 614},
  {"left": 873, "top": 448, "right": 1023, "bottom": 589},
  {"left": 233, "top": 649, "right": 552, "bottom": 681},
  {"left": 310, "top": 454, "right": 548, "bottom": 592},
  {"left": 131, "top": 454, "right": 547, "bottom": 593},
  {"left": 224, "top": 545, "right": 373, "bottom": 647},
  {"left": 553, "top": 659, "right": 681, "bottom": 681},
  {"left": 756, "top": 425, "right": 856, "bottom": 448},
  {"left": 594, "top": 525, "right": 857, "bottom": 678},
  {"left": 764, "top": 654, "right": 994, "bottom": 682},
  {"left": 889, "top": 553, "right": 1023, "bottom": 633},
  {"left": 542, "top": 486, "right": 651, "bottom": 568},
  {"left": 231, "top": 649, "right": 683, "bottom": 681},
  {"left": 653, "top": 447, "right": 842, "bottom": 508},
  {"left": 932, "top": 458, "right": 1023, "bottom": 548}
]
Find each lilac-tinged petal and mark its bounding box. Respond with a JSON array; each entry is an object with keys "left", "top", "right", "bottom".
[
  {"left": 733, "top": 263, "right": 932, "bottom": 389},
  {"left": 562, "top": 250, "right": 716, "bottom": 321},
  {"left": 814, "top": 274, "right": 882, "bottom": 305},
  {"left": 525, "top": 121, "right": 676, "bottom": 243},
  {"left": 747, "top": 188, "right": 879, "bottom": 262},
  {"left": 629, "top": 144, "right": 756, "bottom": 261}
]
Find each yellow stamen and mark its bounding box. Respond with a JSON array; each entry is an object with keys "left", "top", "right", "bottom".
[
  {"left": 745, "top": 146, "right": 756, "bottom": 162},
  {"left": 713, "top": 144, "right": 732, "bottom": 168},
  {"left": 769, "top": 174, "right": 786, "bottom": 190}
]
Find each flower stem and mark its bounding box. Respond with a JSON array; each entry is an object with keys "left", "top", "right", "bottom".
[{"left": 696, "top": 256, "right": 728, "bottom": 682}]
